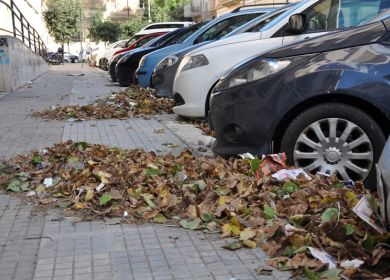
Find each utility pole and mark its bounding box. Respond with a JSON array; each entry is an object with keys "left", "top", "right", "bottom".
[
  {"left": 201, "top": 0, "right": 204, "bottom": 21},
  {"left": 148, "top": 0, "right": 151, "bottom": 22},
  {"left": 79, "top": 0, "right": 83, "bottom": 68},
  {"left": 127, "top": 0, "right": 130, "bottom": 19}
]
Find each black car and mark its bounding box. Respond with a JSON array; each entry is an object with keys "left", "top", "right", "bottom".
[
  {"left": 108, "top": 29, "right": 183, "bottom": 82},
  {"left": 115, "top": 22, "right": 207, "bottom": 87},
  {"left": 209, "top": 15, "right": 390, "bottom": 186}
]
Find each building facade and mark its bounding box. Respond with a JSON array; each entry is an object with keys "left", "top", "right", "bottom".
[
  {"left": 184, "top": 0, "right": 299, "bottom": 22},
  {"left": 0, "top": 0, "right": 51, "bottom": 47}
]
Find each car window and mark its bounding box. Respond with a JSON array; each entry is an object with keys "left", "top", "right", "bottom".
[
  {"left": 159, "top": 23, "right": 208, "bottom": 47},
  {"left": 145, "top": 24, "right": 184, "bottom": 29},
  {"left": 168, "top": 24, "right": 205, "bottom": 45},
  {"left": 246, "top": 11, "right": 285, "bottom": 32},
  {"left": 273, "top": 0, "right": 390, "bottom": 37},
  {"left": 304, "top": 0, "right": 389, "bottom": 32},
  {"left": 117, "top": 41, "right": 127, "bottom": 48},
  {"left": 125, "top": 35, "right": 143, "bottom": 47},
  {"left": 195, "top": 13, "right": 261, "bottom": 43},
  {"left": 135, "top": 37, "right": 154, "bottom": 47}
]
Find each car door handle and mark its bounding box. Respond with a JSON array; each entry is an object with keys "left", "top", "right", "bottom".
[{"left": 304, "top": 36, "right": 310, "bottom": 40}]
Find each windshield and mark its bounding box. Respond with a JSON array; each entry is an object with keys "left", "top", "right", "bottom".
[
  {"left": 246, "top": 10, "right": 286, "bottom": 32},
  {"left": 124, "top": 35, "right": 143, "bottom": 47},
  {"left": 168, "top": 22, "right": 209, "bottom": 45},
  {"left": 260, "top": 0, "right": 390, "bottom": 33},
  {"left": 195, "top": 13, "right": 262, "bottom": 43}
]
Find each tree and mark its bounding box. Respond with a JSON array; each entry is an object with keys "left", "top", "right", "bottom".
[
  {"left": 43, "top": 0, "right": 80, "bottom": 48},
  {"left": 152, "top": 0, "right": 190, "bottom": 21},
  {"left": 88, "top": 14, "right": 122, "bottom": 43},
  {"left": 121, "top": 17, "right": 149, "bottom": 38}
]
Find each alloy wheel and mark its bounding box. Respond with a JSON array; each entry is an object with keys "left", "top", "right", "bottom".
[{"left": 293, "top": 118, "right": 373, "bottom": 181}]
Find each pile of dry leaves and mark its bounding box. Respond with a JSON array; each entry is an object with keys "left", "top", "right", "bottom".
[
  {"left": 0, "top": 141, "right": 389, "bottom": 279},
  {"left": 32, "top": 86, "right": 174, "bottom": 120}
]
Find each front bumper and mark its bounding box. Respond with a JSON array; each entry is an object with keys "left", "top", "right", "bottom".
[
  {"left": 172, "top": 66, "right": 218, "bottom": 118},
  {"left": 109, "top": 62, "right": 117, "bottom": 81},
  {"left": 208, "top": 77, "right": 303, "bottom": 157},
  {"left": 152, "top": 64, "right": 179, "bottom": 98},
  {"left": 136, "top": 66, "right": 152, "bottom": 88}
]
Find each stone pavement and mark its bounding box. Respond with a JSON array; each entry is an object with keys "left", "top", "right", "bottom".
[{"left": 0, "top": 64, "right": 291, "bottom": 280}]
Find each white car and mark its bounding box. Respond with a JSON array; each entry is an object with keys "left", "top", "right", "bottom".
[
  {"left": 173, "top": 0, "right": 389, "bottom": 118},
  {"left": 135, "top": 22, "right": 193, "bottom": 36},
  {"left": 95, "top": 39, "right": 128, "bottom": 70}
]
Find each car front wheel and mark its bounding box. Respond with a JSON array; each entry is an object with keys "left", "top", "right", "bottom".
[{"left": 280, "top": 103, "right": 386, "bottom": 186}]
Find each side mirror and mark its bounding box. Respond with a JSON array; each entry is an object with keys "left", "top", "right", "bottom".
[{"left": 288, "top": 14, "right": 306, "bottom": 34}]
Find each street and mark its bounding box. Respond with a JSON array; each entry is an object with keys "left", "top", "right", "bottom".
[{"left": 0, "top": 64, "right": 291, "bottom": 280}]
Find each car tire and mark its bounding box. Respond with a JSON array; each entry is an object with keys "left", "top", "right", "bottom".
[
  {"left": 280, "top": 102, "right": 385, "bottom": 186},
  {"left": 74, "top": 58, "right": 78, "bottom": 63},
  {"left": 130, "top": 68, "right": 137, "bottom": 84},
  {"left": 118, "top": 69, "right": 132, "bottom": 87},
  {"left": 109, "top": 63, "right": 117, "bottom": 82},
  {"left": 101, "top": 58, "right": 108, "bottom": 71}
]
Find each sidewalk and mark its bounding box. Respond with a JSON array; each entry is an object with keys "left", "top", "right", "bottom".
[{"left": 0, "top": 64, "right": 290, "bottom": 280}]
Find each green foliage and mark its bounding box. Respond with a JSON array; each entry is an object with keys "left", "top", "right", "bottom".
[
  {"left": 121, "top": 0, "right": 190, "bottom": 38},
  {"left": 304, "top": 267, "right": 320, "bottom": 280},
  {"left": 264, "top": 205, "right": 276, "bottom": 220},
  {"left": 99, "top": 194, "right": 112, "bottom": 206},
  {"left": 121, "top": 17, "right": 149, "bottom": 37},
  {"left": 88, "top": 14, "right": 122, "bottom": 43},
  {"left": 345, "top": 224, "right": 357, "bottom": 235},
  {"left": 43, "top": 0, "right": 80, "bottom": 44},
  {"left": 152, "top": 0, "right": 190, "bottom": 21},
  {"left": 321, "top": 207, "right": 339, "bottom": 223}
]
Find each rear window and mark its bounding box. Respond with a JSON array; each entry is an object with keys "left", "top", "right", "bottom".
[{"left": 145, "top": 24, "right": 184, "bottom": 29}]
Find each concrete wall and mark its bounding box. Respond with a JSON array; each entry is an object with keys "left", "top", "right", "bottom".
[{"left": 0, "top": 35, "right": 49, "bottom": 92}]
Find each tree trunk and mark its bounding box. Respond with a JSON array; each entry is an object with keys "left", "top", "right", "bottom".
[{"left": 61, "top": 43, "right": 64, "bottom": 64}]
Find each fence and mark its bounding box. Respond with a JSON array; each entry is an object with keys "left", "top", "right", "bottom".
[{"left": 0, "top": 0, "right": 47, "bottom": 59}]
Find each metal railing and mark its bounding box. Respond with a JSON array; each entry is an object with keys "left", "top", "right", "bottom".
[{"left": 0, "top": 0, "right": 47, "bottom": 59}]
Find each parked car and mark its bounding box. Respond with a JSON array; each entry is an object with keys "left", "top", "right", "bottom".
[
  {"left": 63, "top": 52, "right": 78, "bottom": 63},
  {"left": 79, "top": 49, "right": 91, "bottom": 63},
  {"left": 173, "top": 0, "right": 390, "bottom": 118},
  {"left": 377, "top": 138, "right": 390, "bottom": 224},
  {"left": 135, "top": 22, "right": 193, "bottom": 36},
  {"left": 47, "top": 52, "right": 61, "bottom": 65},
  {"left": 108, "top": 28, "right": 186, "bottom": 82},
  {"left": 95, "top": 39, "right": 128, "bottom": 70},
  {"left": 208, "top": 12, "right": 390, "bottom": 186},
  {"left": 112, "top": 24, "right": 207, "bottom": 86},
  {"left": 112, "top": 32, "right": 167, "bottom": 58},
  {"left": 152, "top": 4, "right": 294, "bottom": 98},
  {"left": 87, "top": 47, "right": 100, "bottom": 66},
  {"left": 135, "top": 7, "right": 278, "bottom": 89}
]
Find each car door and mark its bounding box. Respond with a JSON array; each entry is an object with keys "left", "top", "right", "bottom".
[{"left": 282, "top": 0, "right": 390, "bottom": 45}]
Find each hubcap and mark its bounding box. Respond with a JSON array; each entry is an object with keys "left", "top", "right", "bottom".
[
  {"left": 324, "top": 147, "right": 342, "bottom": 163},
  {"left": 293, "top": 118, "right": 373, "bottom": 181}
]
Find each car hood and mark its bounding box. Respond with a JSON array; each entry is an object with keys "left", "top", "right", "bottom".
[
  {"left": 265, "top": 21, "right": 387, "bottom": 59},
  {"left": 143, "top": 43, "right": 189, "bottom": 66},
  {"left": 187, "top": 32, "right": 261, "bottom": 55},
  {"left": 174, "top": 41, "right": 211, "bottom": 58}
]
